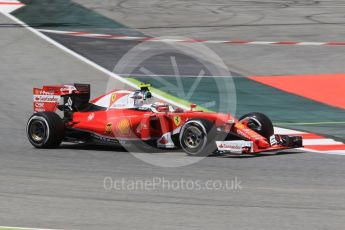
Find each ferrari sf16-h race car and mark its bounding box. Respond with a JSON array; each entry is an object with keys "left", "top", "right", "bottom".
[{"left": 26, "top": 83, "right": 303, "bottom": 156}]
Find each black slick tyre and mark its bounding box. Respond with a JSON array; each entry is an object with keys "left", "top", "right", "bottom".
[
  {"left": 179, "top": 119, "right": 217, "bottom": 156},
  {"left": 26, "top": 112, "right": 65, "bottom": 148}
]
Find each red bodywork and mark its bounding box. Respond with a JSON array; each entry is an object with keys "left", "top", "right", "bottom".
[
  {"left": 72, "top": 110, "right": 277, "bottom": 152},
  {"left": 32, "top": 84, "right": 302, "bottom": 154}
]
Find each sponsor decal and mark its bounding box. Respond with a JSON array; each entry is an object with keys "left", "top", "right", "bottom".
[
  {"left": 38, "top": 90, "right": 55, "bottom": 95},
  {"left": 235, "top": 122, "right": 245, "bottom": 129},
  {"left": 60, "top": 85, "right": 77, "bottom": 94},
  {"left": 270, "top": 135, "right": 278, "bottom": 146},
  {"left": 65, "top": 97, "right": 73, "bottom": 111},
  {"left": 218, "top": 143, "right": 241, "bottom": 150},
  {"left": 111, "top": 93, "right": 117, "bottom": 102},
  {"left": 173, "top": 115, "right": 181, "bottom": 126},
  {"left": 34, "top": 102, "right": 45, "bottom": 108},
  {"left": 216, "top": 141, "right": 253, "bottom": 154},
  {"left": 105, "top": 122, "right": 113, "bottom": 135},
  {"left": 109, "top": 92, "right": 117, "bottom": 107},
  {"left": 87, "top": 113, "right": 95, "bottom": 121},
  {"left": 117, "top": 118, "right": 131, "bottom": 135},
  {"left": 33, "top": 101, "right": 58, "bottom": 112},
  {"left": 34, "top": 102, "right": 45, "bottom": 112},
  {"left": 33, "top": 95, "right": 60, "bottom": 103}
]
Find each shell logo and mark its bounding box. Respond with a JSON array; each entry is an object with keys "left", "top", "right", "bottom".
[{"left": 117, "top": 119, "right": 131, "bottom": 135}]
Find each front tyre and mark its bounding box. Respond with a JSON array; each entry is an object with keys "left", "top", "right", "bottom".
[
  {"left": 179, "top": 119, "right": 216, "bottom": 156},
  {"left": 26, "top": 112, "right": 65, "bottom": 148}
]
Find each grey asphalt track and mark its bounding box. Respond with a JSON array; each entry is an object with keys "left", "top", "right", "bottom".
[{"left": 1, "top": 2, "right": 345, "bottom": 230}]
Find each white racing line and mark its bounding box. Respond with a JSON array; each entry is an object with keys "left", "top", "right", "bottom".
[
  {"left": 0, "top": 226, "right": 62, "bottom": 230},
  {"left": 37, "top": 28, "right": 345, "bottom": 47},
  {"left": 1, "top": 1, "right": 344, "bottom": 156}
]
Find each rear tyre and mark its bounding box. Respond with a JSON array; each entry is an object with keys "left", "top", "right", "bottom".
[
  {"left": 239, "top": 112, "right": 274, "bottom": 139},
  {"left": 179, "top": 119, "right": 217, "bottom": 156},
  {"left": 27, "top": 112, "right": 65, "bottom": 148}
]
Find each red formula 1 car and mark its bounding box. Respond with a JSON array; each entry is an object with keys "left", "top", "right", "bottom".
[{"left": 26, "top": 83, "right": 302, "bottom": 155}]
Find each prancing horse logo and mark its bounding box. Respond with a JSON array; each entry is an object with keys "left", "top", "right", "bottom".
[{"left": 173, "top": 115, "right": 181, "bottom": 126}]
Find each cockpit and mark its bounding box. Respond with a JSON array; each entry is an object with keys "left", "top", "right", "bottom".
[{"left": 91, "top": 85, "right": 182, "bottom": 113}]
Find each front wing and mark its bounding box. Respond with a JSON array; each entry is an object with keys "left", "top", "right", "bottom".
[{"left": 216, "top": 135, "right": 303, "bottom": 154}]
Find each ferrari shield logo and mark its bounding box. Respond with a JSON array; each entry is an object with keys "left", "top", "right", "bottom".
[
  {"left": 173, "top": 115, "right": 181, "bottom": 126},
  {"left": 111, "top": 93, "right": 117, "bottom": 102},
  {"left": 109, "top": 93, "right": 117, "bottom": 107}
]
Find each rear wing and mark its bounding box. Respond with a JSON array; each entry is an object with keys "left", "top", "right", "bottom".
[{"left": 33, "top": 83, "right": 90, "bottom": 113}]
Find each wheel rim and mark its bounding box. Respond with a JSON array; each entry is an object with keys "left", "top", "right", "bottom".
[
  {"left": 29, "top": 120, "right": 46, "bottom": 143},
  {"left": 183, "top": 126, "right": 204, "bottom": 149}
]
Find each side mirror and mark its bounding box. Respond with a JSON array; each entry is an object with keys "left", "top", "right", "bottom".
[{"left": 190, "top": 104, "right": 197, "bottom": 111}]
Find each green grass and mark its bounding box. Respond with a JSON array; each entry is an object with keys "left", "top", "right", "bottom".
[
  {"left": 0, "top": 228, "right": 27, "bottom": 230},
  {"left": 0, "top": 228, "right": 21, "bottom": 230}
]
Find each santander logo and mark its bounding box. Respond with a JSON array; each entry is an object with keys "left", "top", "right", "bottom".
[
  {"left": 221, "top": 144, "right": 241, "bottom": 149},
  {"left": 216, "top": 141, "right": 252, "bottom": 153}
]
